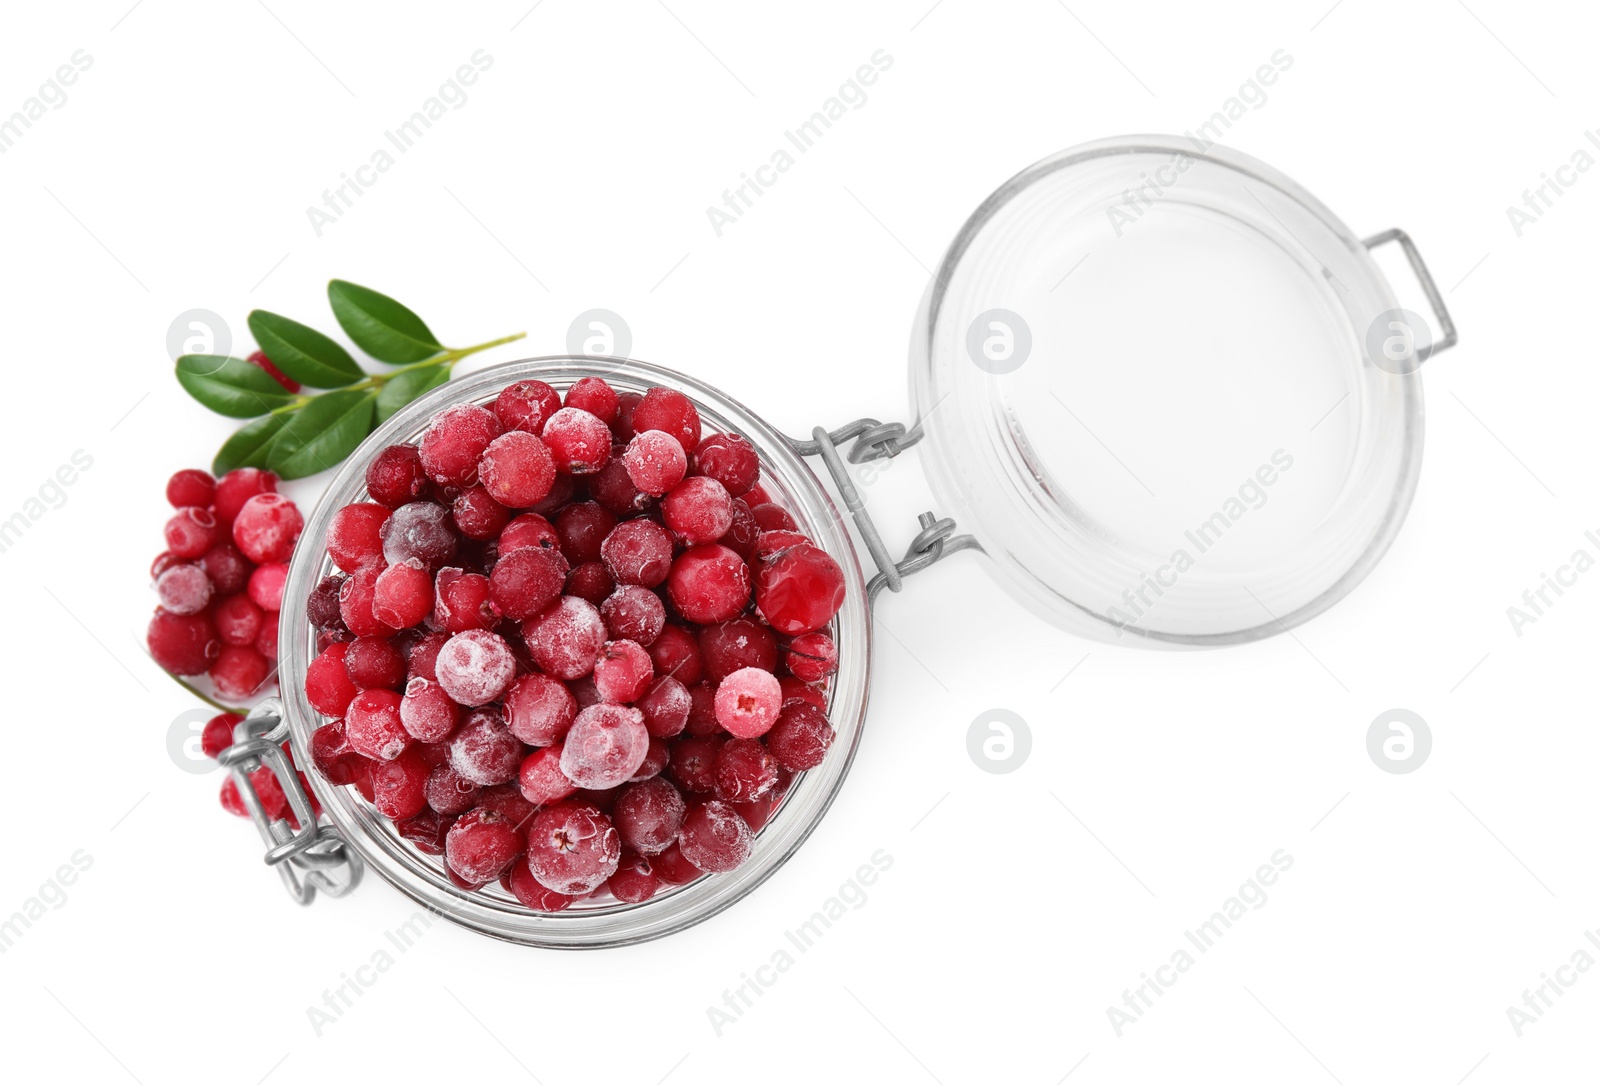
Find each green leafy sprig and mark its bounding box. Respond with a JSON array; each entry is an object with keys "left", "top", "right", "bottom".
[{"left": 176, "top": 280, "right": 524, "bottom": 480}]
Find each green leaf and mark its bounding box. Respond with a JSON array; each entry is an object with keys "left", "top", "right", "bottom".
[
  {"left": 264, "top": 390, "right": 377, "bottom": 480},
  {"left": 213, "top": 413, "right": 289, "bottom": 475},
  {"left": 375, "top": 364, "right": 452, "bottom": 423},
  {"left": 246, "top": 310, "right": 363, "bottom": 388},
  {"left": 175, "top": 355, "right": 297, "bottom": 418},
  {"left": 327, "top": 280, "right": 442, "bottom": 364}
]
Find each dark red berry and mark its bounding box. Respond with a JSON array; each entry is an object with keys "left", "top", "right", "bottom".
[
  {"left": 613, "top": 777, "right": 686, "bottom": 855},
  {"left": 366, "top": 444, "right": 429, "bottom": 508},
  {"left": 493, "top": 379, "right": 562, "bottom": 434},
  {"left": 698, "top": 616, "right": 777, "bottom": 683},
  {"left": 147, "top": 609, "right": 220, "bottom": 675},
  {"left": 766, "top": 700, "right": 834, "bottom": 771},
  {"left": 678, "top": 799, "right": 753, "bottom": 873},
  {"left": 693, "top": 433, "right": 760, "bottom": 497},
  {"left": 166, "top": 469, "right": 216, "bottom": 509}
]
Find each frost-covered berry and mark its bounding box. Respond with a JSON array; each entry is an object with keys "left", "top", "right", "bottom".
[
  {"left": 488, "top": 546, "right": 566, "bottom": 620},
  {"left": 493, "top": 379, "right": 561, "bottom": 434},
  {"left": 373, "top": 560, "right": 433, "bottom": 629},
  {"left": 346, "top": 689, "right": 410, "bottom": 761},
  {"left": 400, "top": 677, "right": 460, "bottom": 742},
  {"left": 365, "top": 444, "right": 429, "bottom": 508},
  {"left": 451, "top": 485, "right": 510, "bottom": 541},
  {"left": 420, "top": 403, "right": 501, "bottom": 487},
  {"left": 714, "top": 667, "right": 782, "bottom": 738},
  {"left": 600, "top": 584, "right": 666, "bottom": 645},
  {"left": 434, "top": 629, "right": 516, "bottom": 707},
  {"left": 766, "top": 701, "right": 834, "bottom": 771},
  {"left": 447, "top": 707, "right": 523, "bottom": 786},
  {"left": 637, "top": 675, "right": 691, "bottom": 738},
  {"left": 478, "top": 430, "right": 556, "bottom": 508},
  {"left": 326, "top": 502, "right": 388, "bottom": 572},
  {"left": 600, "top": 519, "right": 673, "bottom": 587},
  {"left": 210, "top": 645, "right": 272, "bottom": 701},
  {"left": 565, "top": 561, "right": 614, "bottom": 605},
  {"left": 164, "top": 507, "right": 218, "bottom": 560},
  {"left": 518, "top": 745, "right": 578, "bottom": 805},
  {"left": 613, "top": 777, "right": 686, "bottom": 855},
  {"left": 369, "top": 748, "right": 429, "bottom": 819},
  {"left": 339, "top": 566, "right": 394, "bottom": 638},
  {"left": 662, "top": 476, "right": 733, "bottom": 545},
  {"left": 155, "top": 563, "right": 212, "bottom": 615},
  {"left": 381, "top": 501, "right": 457, "bottom": 570},
  {"left": 693, "top": 433, "right": 760, "bottom": 497},
  {"left": 213, "top": 593, "right": 263, "bottom": 647},
  {"left": 608, "top": 850, "right": 660, "bottom": 903},
  {"left": 714, "top": 738, "right": 780, "bottom": 803},
  {"left": 560, "top": 704, "right": 650, "bottom": 789},
  {"left": 232, "top": 493, "right": 304, "bottom": 564},
  {"left": 504, "top": 673, "right": 577, "bottom": 746},
  {"left": 425, "top": 763, "right": 481, "bottom": 816},
  {"left": 147, "top": 609, "right": 220, "bottom": 675},
  {"left": 541, "top": 407, "right": 612, "bottom": 474},
  {"left": 631, "top": 387, "right": 701, "bottom": 453},
  {"left": 445, "top": 807, "right": 523, "bottom": 884},
  {"left": 166, "top": 469, "right": 216, "bottom": 509},
  {"left": 565, "top": 376, "right": 619, "bottom": 423},
  {"left": 305, "top": 645, "right": 358, "bottom": 716},
  {"left": 433, "top": 568, "right": 496, "bottom": 633},
  {"left": 522, "top": 595, "right": 607, "bottom": 680},
  {"left": 784, "top": 631, "right": 838, "bottom": 683},
  {"left": 525, "top": 801, "right": 620, "bottom": 895},
  {"left": 247, "top": 562, "right": 289, "bottom": 612},
  {"left": 698, "top": 616, "right": 777, "bottom": 683},
  {"left": 622, "top": 430, "right": 688, "bottom": 497},
  {"left": 666, "top": 544, "right": 750, "bottom": 624},
  {"left": 593, "top": 639, "right": 654, "bottom": 703},
  {"left": 677, "top": 800, "right": 753, "bottom": 873}
]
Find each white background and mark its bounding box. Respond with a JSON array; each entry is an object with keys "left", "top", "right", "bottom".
[{"left": 1, "top": 1, "right": 1595, "bottom": 1082}]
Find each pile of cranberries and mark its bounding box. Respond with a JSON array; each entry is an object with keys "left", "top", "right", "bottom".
[{"left": 304, "top": 377, "right": 846, "bottom": 910}]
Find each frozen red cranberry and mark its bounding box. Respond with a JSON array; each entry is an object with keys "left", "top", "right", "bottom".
[
  {"left": 756, "top": 542, "right": 845, "bottom": 636},
  {"left": 219, "top": 777, "right": 248, "bottom": 817},
  {"left": 371, "top": 560, "right": 432, "bottom": 630},
  {"left": 526, "top": 801, "right": 620, "bottom": 895},
  {"left": 434, "top": 629, "right": 516, "bottom": 707},
  {"left": 766, "top": 701, "right": 834, "bottom": 771},
  {"left": 210, "top": 645, "right": 271, "bottom": 701},
  {"left": 246, "top": 349, "right": 299, "bottom": 392},
  {"left": 662, "top": 476, "right": 733, "bottom": 545},
  {"left": 507, "top": 859, "right": 581, "bottom": 911},
  {"left": 685, "top": 680, "right": 721, "bottom": 736},
  {"left": 631, "top": 737, "right": 669, "bottom": 781},
  {"left": 256, "top": 623, "right": 279, "bottom": 662},
  {"left": 593, "top": 640, "right": 654, "bottom": 703},
  {"left": 565, "top": 376, "right": 619, "bottom": 422},
  {"left": 755, "top": 529, "right": 810, "bottom": 561},
  {"left": 646, "top": 623, "right": 703, "bottom": 685},
  {"left": 338, "top": 566, "right": 392, "bottom": 637},
  {"left": 631, "top": 388, "right": 701, "bottom": 453},
  {"left": 732, "top": 790, "right": 781, "bottom": 832},
  {"left": 305, "top": 646, "right": 358, "bottom": 716},
  {"left": 553, "top": 502, "right": 616, "bottom": 564},
  {"left": 784, "top": 631, "right": 838, "bottom": 682},
  {"left": 405, "top": 630, "right": 448, "bottom": 682},
  {"left": 346, "top": 689, "right": 410, "bottom": 761},
  {"left": 565, "top": 561, "right": 614, "bottom": 605},
  {"left": 518, "top": 745, "right": 578, "bottom": 805},
  {"left": 608, "top": 850, "right": 660, "bottom": 903},
  {"left": 699, "top": 616, "right": 778, "bottom": 683},
  {"left": 541, "top": 407, "right": 612, "bottom": 474},
  {"left": 779, "top": 674, "right": 826, "bottom": 710},
  {"left": 749, "top": 503, "right": 798, "bottom": 533},
  {"left": 600, "top": 519, "right": 673, "bottom": 587},
  {"left": 213, "top": 468, "right": 277, "bottom": 524},
  {"left": 654, "top": 841, "right": 704, "bottom": 885},
  {"left": 589, "top": 456, "right": 651, "bottom": 517},
  {"left": 568, "top": 675, "right": 601, "bottom": 709},
  {"left": 613, "top": 777, "right": 686, "bottom": 855},
  {"left": 166, "top": 469, "right": 216, "bottom": 509},
  {"left": 478, "top": 430, "right": 556, "bottom": 509},
  {"left": 198, "top": 542, "right": 250, "bottom": 595},
  {"left": 200, "top": 712, "right": 240, "bottom": 759},
  {"left": 433, "top": 568, "right": 495, "bottom": 633},
  {"left": 600, "top": 585, "right": 665, "bottom": 645},
  {"left": 450, "top": 485, "right": 510, "bottom": 540},
  {"left": 667, "top": 544, "right": 750, "bottom": 624},
  {"left": 325, "top": 502, "right": 387, "bottom": 572},
  {"left": 445, "top": 807, "right": 523, "bottom": 884},
  {"left": 693, "top": 433, "right": 759, "bottom": 497},
  {"left": 154, "top": 563, "right": 212, "bottom": 615},
  {"left": 400, "top": 677, "right": 461, "bottom": 742},
  {"left": 210, "top": 594, "right": 260, "bottom": 647},
  {"left": 637, "top": 676, "right": 691, "bottom": 738},
  {"left": 714, "top": 738, "right": 780, "bottom": 803},
  {"left": 668, "top": 734, "right": 725, "bottom": 794},
  {"left": 247, "top": 562, "right": 289, "bottom": 612},
  {"left": 530, "top": 472, "right": 577, "bottom": 517},
  {"left": 489, "top": 546, "right": 566, "bottom": 619},
  {"left": 147, "top": 609, "right": 220, "bottom": 675},
  {"left": 420, "top": 403, "right": 501, "bottom": 486},
  {"left": 365, "top": 444, "right": 428, "bottom": 508},
  {"left": 164, "top": 507, "right": 218, "bottom": 560},
  {"left": 722, "top": 498, "right": 761, "bottom": 562},
  {"left": 612, "top": 390, "right": 643, "bottom": 440},
  {"left": 477, "top": 783, "right": 537, "bottom": 830},
  {"left": 381, "top": 501, "right": 457, "bottom": 569},
  {"left": 447, "top": 707, "right": 523, "bottom": 786},
  {"left": 395, "top": 809, "right": 452, "bottom": 855},
  {"left": 678, "top": 800, "right": 752, "bottom": 873},
  {"left": 305, "top": 574, "right": 344, "bottom": 630},
  {"left": 232, "top": 493, "right": 303, "bottom": 564},
  {"left": 494, "top": 379, "right": 562, "bottom": 434},
  {"left": 500, "top": 511, "right": 561, "bottom": 555},
  {"left": 522, "top": 595, "right": 607, "bottom": 680},
  {"left": 504, "top": 673, "right": 577, "bottom": 746},
  {"left": 715, "top": 667, "right": 782, "bottom": 738},
  {"left": 369, "top": 748, "right": 430, "bottom": 819},
  {"left": 622, "top": 430, "right": 688, "bottom": 497},
  {"left": 344, "top": 636, "right": 405, "bottom": 689},
  {"left": 309, "top": 721, "right": 370, "bottom": 785},
  {"left": 560, "top": 704, "right": 650, "bottom": 789}
]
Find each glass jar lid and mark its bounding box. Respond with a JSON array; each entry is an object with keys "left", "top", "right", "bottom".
[{"left": 910, "top": 135, "right": 1434, "bottom": 646}]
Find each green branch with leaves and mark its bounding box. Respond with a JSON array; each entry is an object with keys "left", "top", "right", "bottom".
[{"left": 176, "top": 280, "right": 524, "bottom": 480}]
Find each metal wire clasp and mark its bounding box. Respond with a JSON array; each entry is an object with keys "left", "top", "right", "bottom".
[
  {"left": 787, "top": 419, "right": 980, "bottom": 605},
  {"left": 216, "top": 698, "right": 363, "bottom": 905}
]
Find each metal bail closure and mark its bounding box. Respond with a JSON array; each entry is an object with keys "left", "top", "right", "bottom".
[
  {"left": 788, "top": 419, "right": 982, "bottom": 605},
  {"left": 217, "top": 698, "right": 363, "bottom": 905}
]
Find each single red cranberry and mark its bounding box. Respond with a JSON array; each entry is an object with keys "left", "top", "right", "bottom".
[
  {"left": 309, "top": 721, "right": 370, "bottom": 785},
  {"left": 608, "top": 850, "right": 660, "bottom": 903},
  {"left": 560, "top": 704, "right": 650, "bottom": 789},
  {"left": 451, "top": 485, "right": 511, "bottom": 540},
  {"left": 395, "top": 809, "right": 453, "bottom": 855},
  {"left": 212, "top": 594, "right": 262, "bottom": 647},
  {"left": 501, "top": 511, "right": 563, "bottom": 556},
  {"left": 637, "top": 676, "right": 691, "bottom": 738},
  {"left": 400, "top": 677, "right": 461, "bottom": 742},
  {"left": 678, "top": 799, "right": 754, "bottom": 873},
  {"left": 522, "top": 595, "right": 607, "bottom": 680},
  {"left": 366, "top": 444, "right": 429, "bottom": 508},
  {"left": 247, "top": 562, "right": 289, "bottom": 612},
  {"left": 339, "top": 566, "right": 395, "bottom": 638},
  {"left": 201, "top": 712, "right": 242, "bottom": 759},
  {"left": 684, "top": 680, "right": 721, "bottom": 736},
  {"left": 199, "top": 543, "right": 251, "bottom": 595},
  {"left": 345, "top": 688, "right": 410, "bottom": 761},
  {"left": 305, "top": 646, "right": 359, "bottom": 716},
  {"left": 668, "top": 734, "right": 725, "bottom": 793},
  {"left": 541, "top": 407, "right": 612, "bottom": 474},
  {"left": 714, "top": 738, "right": 780, "bottom": 803},
  {"left": 589, "top": 456, "right": 652, "bottom": 517},
  {"left": 493, "top": 379, "right": 562, "bottom": 434},
  {"left": 147, "top": 609, "right": 220, "bottom": 675},
  {"left": 784, "top": 631, "right": 838, "bottom": 682},
  {"left": 163, "top": 507, "right": 218, "bottom": 560},
  {"left": 622, "top": 430, "right": 688, "bottom": 497},
  {"left": 447, "top": 707, "right": 523, "bottom": 785},
  {"left": 420, "top": 403, "right": 502, "bottom": 486},
  {"left": 525, "top": 801, "right": 620, "bottom": 895},
  {"left": 600, "top": 519, "right": 673, "bottom": 588},
  {"left": 232, "top": 493, "right": 303, "bottom": 564},
  {"left": 653, "top": 841, "right": 704, "bottom": 885},
  {"left": 766, "top": 701, "right": 834, "bottom": 771},
  {"left": 213, "top": 468, "right": 278, "bottom": 524},
  {"left": 756, "top": 542, "right": 846, "bottom": 636},
  {"left": 478, "top": 430, "right": 556, "bottom": 508},
  {"left": 372, "top": 560, "right": 432, "bottom": 629},
  {"left": 566, "top": 376, "right": 619, "bottom": 421},
  {"left": 477, "top": 783, "right": 537, "bottom": 830},
  {"left": 325, "top": 502, "right": 388, "bottom": 572},
  {"left": 433, "top": 568, "right": 496, "bottom": 633},
  {"left": 306, "top": 574, "right": 346, "bottom": 629},
  {"left": 344, "top": 636, "right": 406, "bottom": 689},
  {"left": 631, "top": 388, "right": 701, "bottom": 453},
  {"left": 245, "top": 349, "right": 300, "bottom": 392},
  {"left": 593, "top": 640, "right": 654, "bottom": 703},
  {"left": 600, "top": 584, "right": 666, "bottom": 645},
  {"left": 445, "top": 807, "right": 523, "bottom": 884},
  {"left": 166, "top": 469, "right": 216, "bottom": 509},
  {"left": 779, "top": 675, "right": 827, "bottom": 711},
  {"left": 666, "top": 544, "right": 751, "bottom": 624},
  {"left": 554, "top": 502, "right": 616, "bottom": 564},
  {"left": 646, "top": 623, "right": 703, "bottom": 685},
  {"left": 565, "top": 561, "right": 614, "bottom": 605},
  {"left": 693, "top": 433, "right": 760, "bottom": 497},
  {"left": 504, "top": 673, "right": 577, "bottom": 746},
  {"left": 369, "top": 748, "right": 430, "bottom": 819},
  {"left": 155, "top": 563, "right": 213, "bottom": 615},
  {"left": 381, "top": 501, "right": 458, "bottom": 570},
  {"left": 210, "top": 644, "right": 271, "bottom": 700},
  {"left": 698, "top": 616, "right": 778, "bottom": 683},
  {"left": 612, "top": 390, "right": 643, "bottom": 440},
  {"left": 518, "top": 744, "right": 578, "bottom": 805},
  {"left": 435, "top": 629, "right": 517, "bottom": 707},
  {"left": 613, "top": 777, "right": 686, "bottom": 855},
  {"left": 755, "top": 529, "right": 810, "bottom": 561},
  {"left": 749, "top": 503, "right": 798, "bottom": 532},
  {"left": 662, "top": 476, "right": 734, "bottom": 545},
  {"left": 714, "top": 667, "right": 782, "bottom": 738},
  {"left": 488, "top": 546, "right": 566, "bottom": 620},
  {"left": 507, "top": 859, "right": 582, "bottom": 911}
]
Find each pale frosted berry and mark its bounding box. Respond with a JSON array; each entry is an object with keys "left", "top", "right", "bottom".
[
  {"left": 164, "top": 507, "right": 218, "bottom": 560},
  {"left": 147, "top": 609, "right": 220, "bottom": 675},
  {"left": 613, "top": 777, "right": 686, "bottom": 855},
  {"left": 668, "top": 734, "right": 725, "bottom": 793},
  {"left": 445, "top": 808, "right": 523, "bottom": 884},
  {"left": 637, "top": 675, "right": 691, "bottom": 738},
  {"left": 785, "top": 631, "right": 838, "bottom": 683},
  {"left": 699, "top": 616, "right": 777, "bottom": 683},
  {"left": 425, "top": 764, "right": 480, "bottom": 816},
  {"left": 518, "top": 745, "right": 578, "bottom": 805},
  {"left": 715, "top": 667, "right": 782, "bottom": 738},
  {"left": 667, "top": 544, "right": 751, "bottom": 624},
  {"left": 433, "top": 568, "right": 496, "bottom": 633},
  {"left": 608, "top": 850, "right": 660, "bottom": 903},
  {"left": 401, "top": 677, "right": 461, "bottom": 742},
  {"left": 381, "top": 501, "right": 457, "bottom": 570},
  {"left": 693, "top": 433, "right": 759, "bottom": 497},
  {"left": 766, "top": 701, "right": 833, "bottom": 771},
  {"left": 479, "top": 430, "right": 556, "bottom": 508},
  {"left": 369, "top": 748, "right": 429, "bottom": 819},
  {"left": 305, "top": 645, "right": 358, "bottom": 716},
  {"left": 560, "top": 704, "right": 650, "bottom": 789},
  {"left": 654, "top": 841, "right": 704, "bottom": 885},
  {"left": 678, "top": 800, "right": 753, "bottom": 873},
  {"left": 541, "top": 407, "right": 612, "bottom": 474},
  {"left": 155, "top": 563, "right": 212, "bottom": 615},
  {"left": 344, "top": 635, "right": 405, "bottom": 689},
  {"left": 600, "top": 585, "right": 665, "bottom": 645},
  {"left": 435, "top": 629, "right": 516, "bottom": 707},
  {"left": 326, "top": 502, "right": 388, "bottom": 572},
  {"left": 589, "top": 457, "right": 651, "bottom": 516},
  {"left": 504, "top": 673, "right": 577, "bottom": 746},
  {"left": 200, "top": 542, "right": 251, "bottom": 595},
  {"left": 622, "top": 430, "right": 688, "bottom": 497},
  {"left": 248, "top": 562, "right": 289, "bottom": 612},
  {"left": 756, "top": 542, "right": 845, "bottom": 636},
  {"left": 213, "top": 468, "right": 277, "bottom": 524},
  {"left": 565, "top": 562, "right": 614, "bottom": 605},
  {"left": 210, "top": 645, "right": 272, "bottom": 701},
  {"left": 494, "top": 379, "right": 561, "bottom": 434},
  {"left": 232, "top": 493, "right": 303, "bottom": 564},
  {"left": 522, "top": 595, "right": 606, "bottom": 680},
  {"left": 488, "top": 546, "right": 566, "bottom": 619},
  {"left": 646, "top": 624, "right": 703, "bottom": 685},
  {"left": 420, "top": 403, "right": 501, "bottom": 486},
  {"left": 447, "top": 707, "right": 523, "bottom": 785},
  {"left": 593, "top": 640, "right": 654, "bottom": 703},
  {"left": 451, "top": 485, "right": 509, "bottom": 540},
  {"left": 714, "top": 738, "right": 780, "bottom": 803},
  {"left": 346, "top": 689, "right": 410, "bottom": 761},
  {"left": 366, "top": 444, "right": 429, "bottom": 508},
  {"left": 565, "top": 376, "right": 619, "bottom": 423},
  {"left": 525, "top": 801, "right": 620, "bottom": 895},
  {"left": 662, "top": 476, "right": 733, "bottom": 545},
  {"left": 373, "top": 560, "right": 433, "bottom": 629},
  {"left": 166, "top": 469, "right": 215, "bottom": 509},
  {"left": 600, "top": 519, "right": 673, "bottom": 587},
  {"left": 631, "top": 388, "right": 701, "bottom": 453},
  {"left": 201, "top": 712, "right": 240, "bottom": 759},
  {"left": 554, "top": 502, "right": 616, "bottom": 564}
]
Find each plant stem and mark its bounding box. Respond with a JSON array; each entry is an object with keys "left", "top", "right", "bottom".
[
  {"left": 262, "top": 329, "right": 526, "bottom": 414},
  {"left": 164, "top": 668, "right": 248, "bottom": 716}
]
